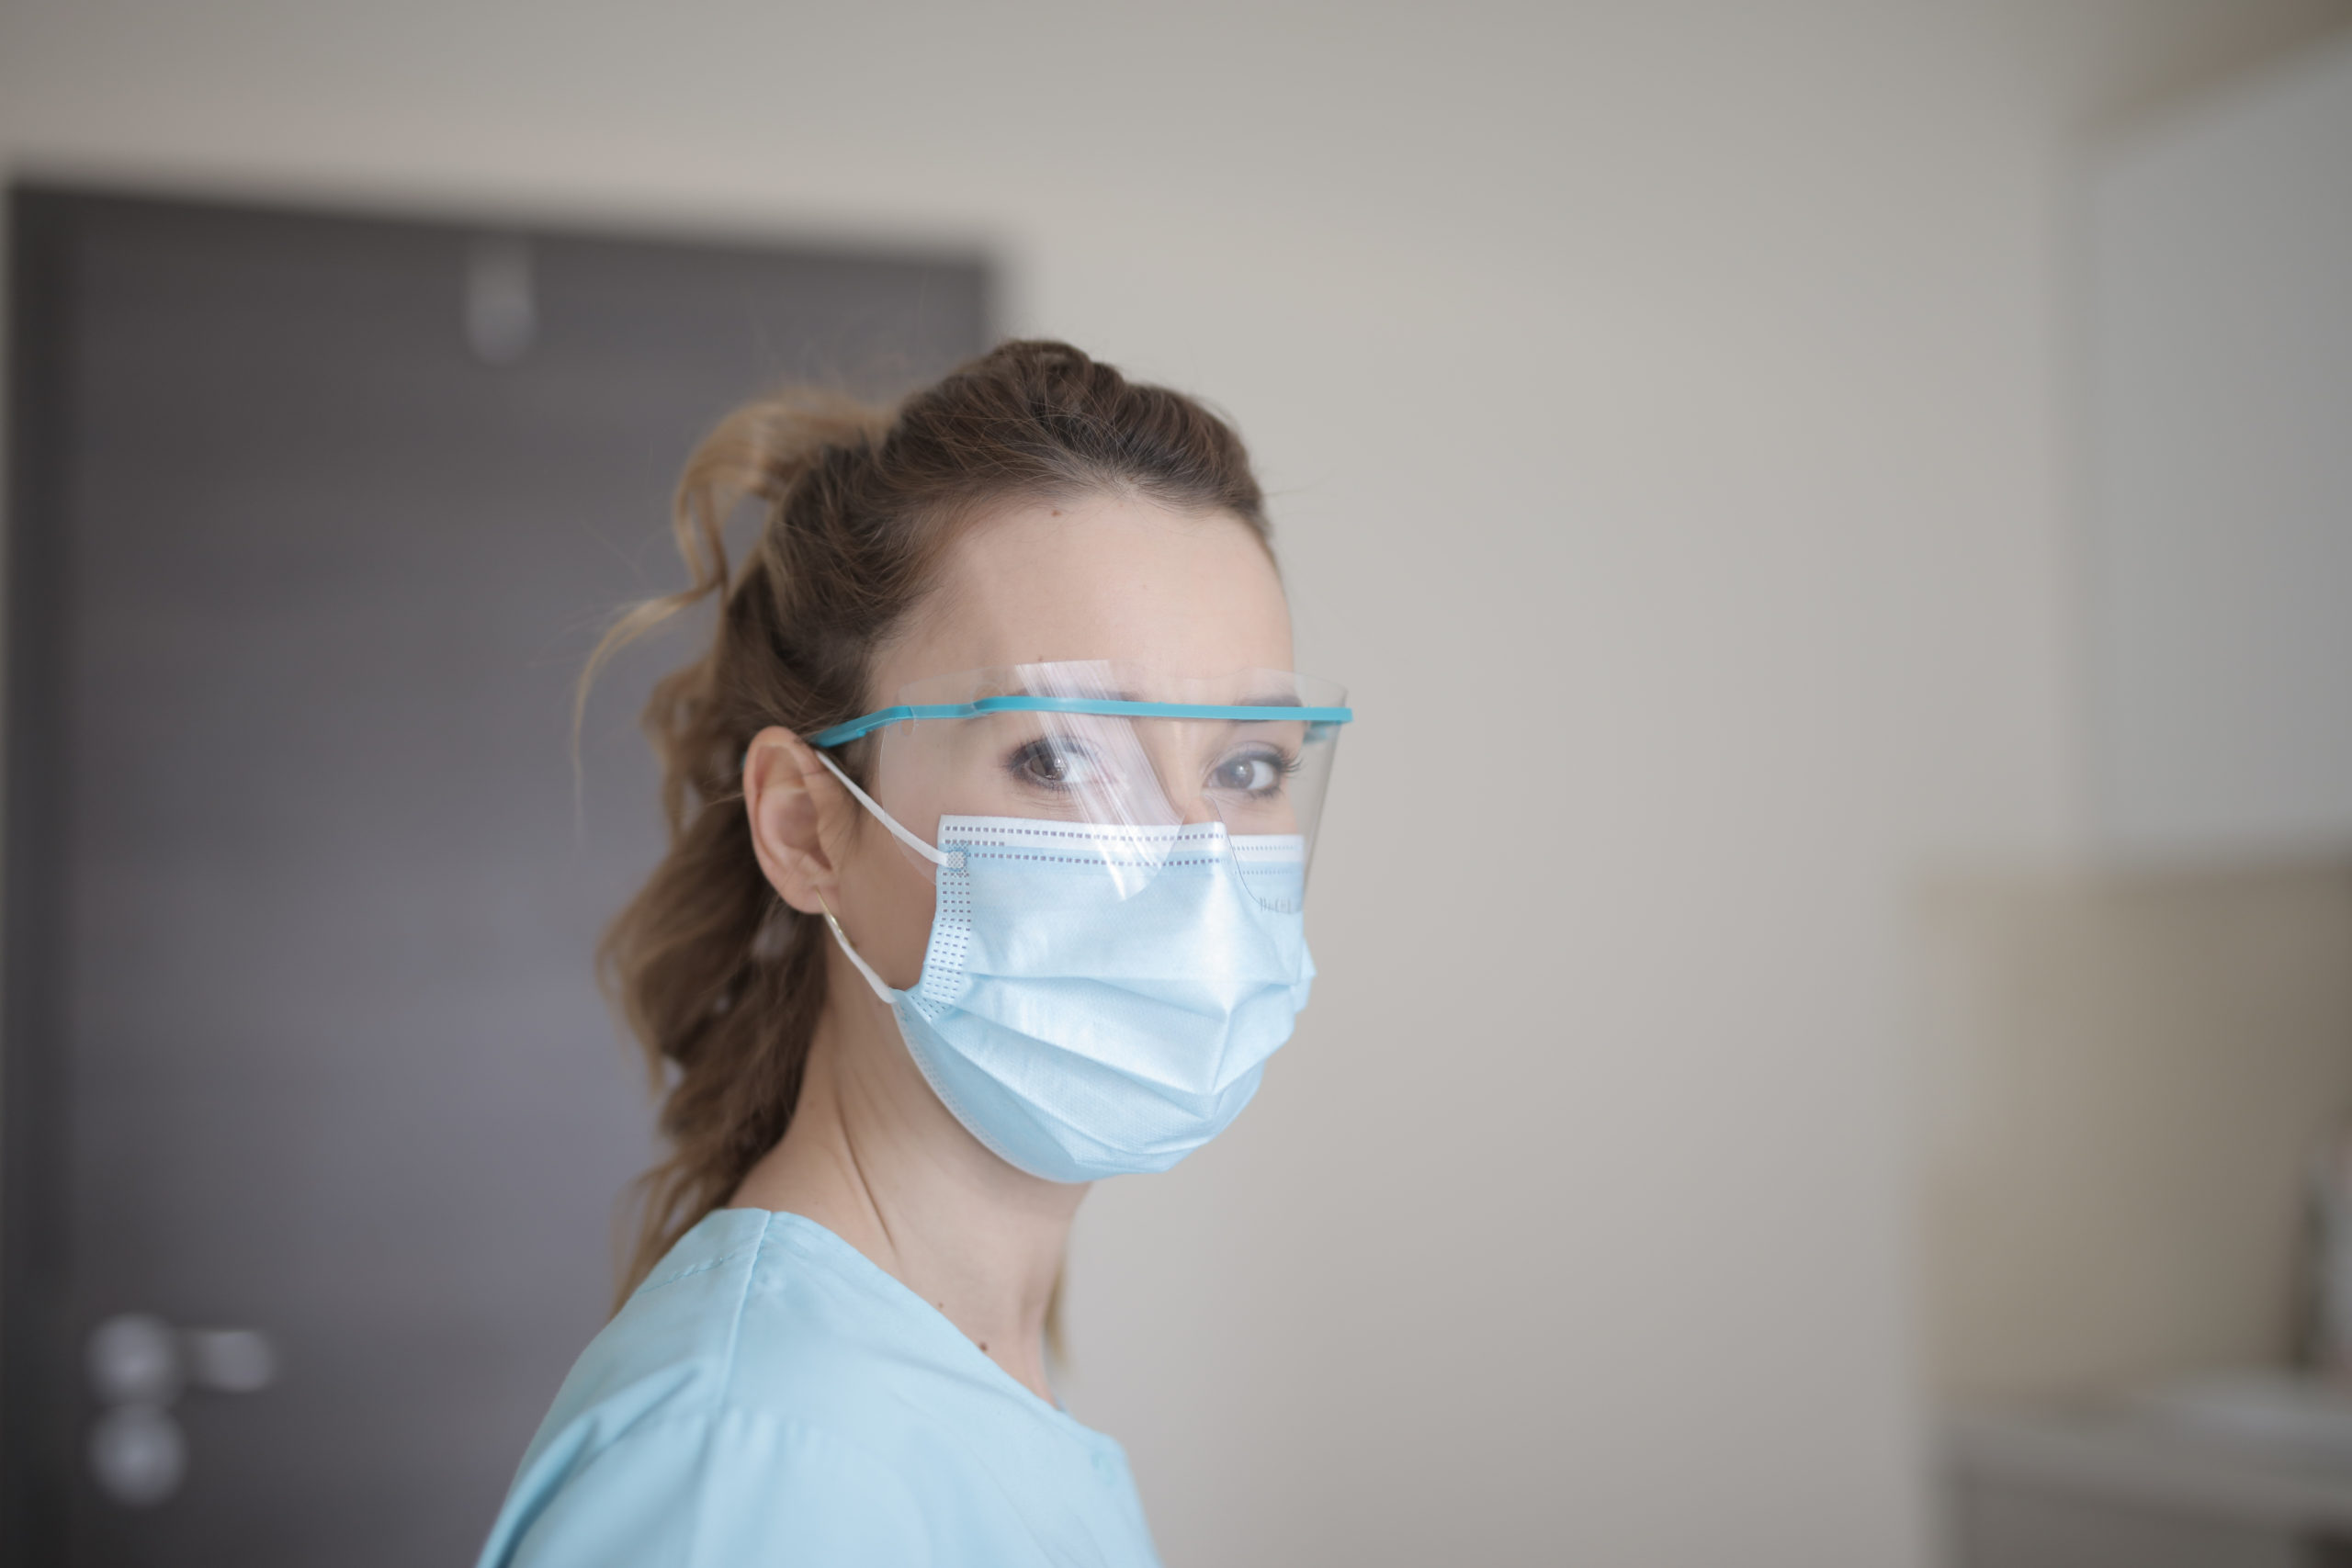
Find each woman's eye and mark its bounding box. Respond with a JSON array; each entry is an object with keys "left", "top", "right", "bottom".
[
  {"left": 1012, "top": 739, "right": 1104, "bottom": 789},
  {"left": 1208, "top": 752, "right": 1286, "bottom": 795}
]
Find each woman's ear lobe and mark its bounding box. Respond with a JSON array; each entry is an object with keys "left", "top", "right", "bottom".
[{"left": 742, "top": 727, "right": 842, "bottom": 916}]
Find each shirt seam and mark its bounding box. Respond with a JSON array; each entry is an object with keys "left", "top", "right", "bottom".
[
  {"left": 638, "top": 1228, "right": 768, "bottom": 1295},
  {"left": 680, "top": 1211, "right": 771, "bottom": 1568}
]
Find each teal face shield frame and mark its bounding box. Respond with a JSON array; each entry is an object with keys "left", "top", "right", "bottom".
[
  {"left": 808, "top": 694, "right": 1353, "bottom": 750},
  {"left": 803, "top": 662, "right": 1351, "bottom": 897}
]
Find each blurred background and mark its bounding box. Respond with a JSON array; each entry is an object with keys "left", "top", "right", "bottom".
[{"left": 3, "top": 2, "right": 2351, "bottom": 1564}]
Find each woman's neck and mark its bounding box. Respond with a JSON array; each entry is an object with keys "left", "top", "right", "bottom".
[{"left": 728, "top": 964, "right": 1085, "bottom": 1402}]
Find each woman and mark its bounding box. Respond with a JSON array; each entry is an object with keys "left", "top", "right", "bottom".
[{"left": 476, "top": 341, "right": 1348, "bottom": 1565}]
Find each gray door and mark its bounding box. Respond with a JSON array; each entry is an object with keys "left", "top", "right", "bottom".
[{"left": 3, "top": 188, "right": 987, "bottom": 1565}]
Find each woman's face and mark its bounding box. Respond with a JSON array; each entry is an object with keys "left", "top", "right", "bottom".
[{"left": 834, "top": 491, "right": 1295, "bottom": 989}]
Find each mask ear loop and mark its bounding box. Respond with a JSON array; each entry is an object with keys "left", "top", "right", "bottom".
[
  {"left": 815, "top": 890, "right": 897, "bottom": 1007},
  {"left": 806, "top": 749, "right": 956, "bottom": 1006},
  {"left": 811, "top": 750, "right": 963, "bottom": 871}
]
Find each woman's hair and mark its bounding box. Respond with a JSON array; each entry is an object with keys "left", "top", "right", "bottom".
[{"left": 592, "top": 339, "right": 1272, "bottom": 1299}]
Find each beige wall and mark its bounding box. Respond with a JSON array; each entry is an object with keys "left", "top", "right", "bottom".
[
  {"left": 1917, "top": 865, "right": 2352, "bottom": 1401},
  {"left": 1910, "top": 28, "right": 2352, "bottom": 1412},
  {"left": 5, "top": 3, "right": 2348, "bottom": 1562}
]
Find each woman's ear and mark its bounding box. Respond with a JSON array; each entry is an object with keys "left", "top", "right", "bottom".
[{"left": 742, "top": 727, "right": 855, "bottom": 915}]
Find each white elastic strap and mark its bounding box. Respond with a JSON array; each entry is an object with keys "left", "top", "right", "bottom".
[
  {"left": 812, "top": 750, "right": 961, "bottom": 870},
  {"left": 817, "top": 892, "right": 898, "bottom": 1007}
]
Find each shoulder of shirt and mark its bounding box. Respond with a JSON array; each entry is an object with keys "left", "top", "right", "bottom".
[
  {"left": 482, "top": 1211, "right": 1157, "bottom": 1568},
  {"left": 531, "top": 1209, "right": 984, "bottom": 1456}
]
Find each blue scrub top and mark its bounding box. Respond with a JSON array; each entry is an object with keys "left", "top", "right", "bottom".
[{"left": 475, "top": 1209, "right": 1162, "bottom": 1568}]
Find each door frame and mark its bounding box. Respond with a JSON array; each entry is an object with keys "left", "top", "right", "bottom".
[{"left": 5, "top": 182, "right": 89, "bottom": 1560}]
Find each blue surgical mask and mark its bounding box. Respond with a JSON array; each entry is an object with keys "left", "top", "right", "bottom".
[{"left": 815, "top": 759, "right": 1316, "bottom": 1183}]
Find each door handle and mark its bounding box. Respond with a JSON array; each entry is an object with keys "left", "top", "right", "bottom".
[{"left": 85, "top": 1313, "right": 278, "bottom": 1507}]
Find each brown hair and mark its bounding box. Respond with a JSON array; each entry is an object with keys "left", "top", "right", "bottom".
[{"left": 589, "top": 339, "right": 1272, "bottom": 1299}]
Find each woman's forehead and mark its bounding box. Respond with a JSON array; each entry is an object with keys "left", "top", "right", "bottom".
[{"left": 880, "top": 494, "right": 1293, "bottom": 691}]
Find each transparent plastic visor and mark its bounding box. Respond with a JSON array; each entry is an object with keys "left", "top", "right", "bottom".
[{"left": 808, "top": 662, "right": 1348, "bottom": 907}]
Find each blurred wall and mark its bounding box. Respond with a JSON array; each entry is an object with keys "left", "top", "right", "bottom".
[
  {"left": 2089, "top": 31, "right": 2352, "bottom": 858},
  {"left": 1916, "top": 33, "right": 2352, "bottom": 1413},
  {"left": 1917, "top": 866, "right": 2352, "bottom": 1401},
  {"left": 3, "top": 3, "right": 2348, "bottom": 1564}
]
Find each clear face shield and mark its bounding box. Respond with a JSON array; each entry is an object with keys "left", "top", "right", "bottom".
[{"left": 809, "top": 662, "right": 1349, "bottom": 913}]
